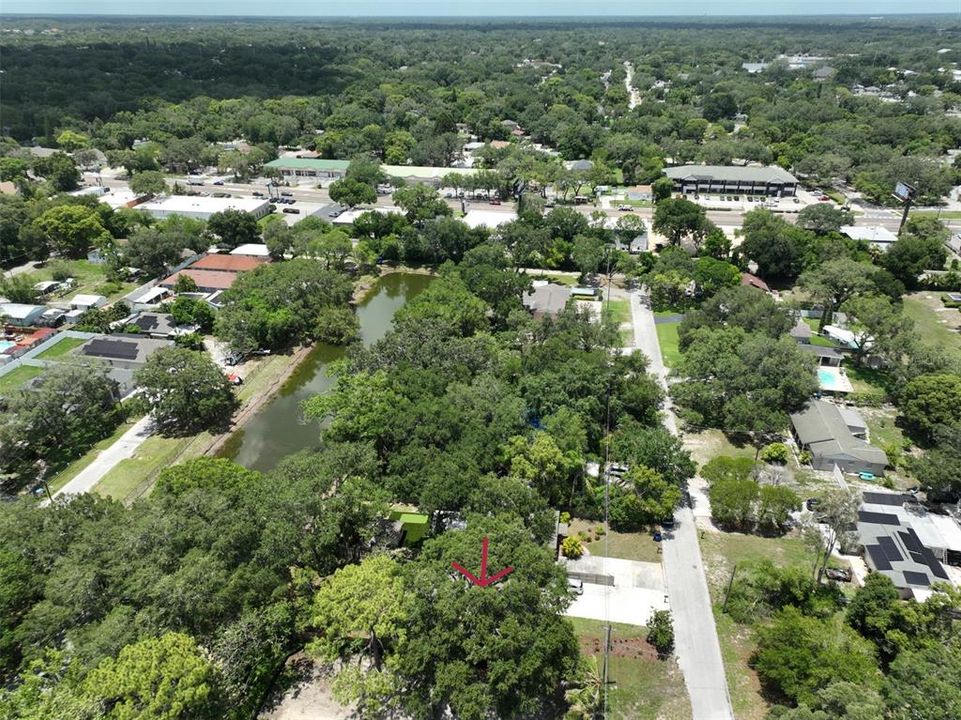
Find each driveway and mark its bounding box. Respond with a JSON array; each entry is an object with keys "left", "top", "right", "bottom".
[
  {"left": 48, "top": 415, "right": 154, "bottom": 501},
  {"left": 629, "top": 290, "right": 734, "bottom": 720},
  {"left": 564, "top": 556, "right": 668, "bottom": 626}
]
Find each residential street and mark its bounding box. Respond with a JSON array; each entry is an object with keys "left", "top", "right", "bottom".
[
  {"left": 48, "top": 416, "right": 154, "bottom": 501},
  {"left": 629, "top": 291, "right": 734, "bottom": 720}
]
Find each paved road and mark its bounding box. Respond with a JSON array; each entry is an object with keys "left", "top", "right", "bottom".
[
  {"left": 47, "top": 416, "right": 154, "bottom": 502},
  {"left": 629, "top": 291, "right": 734, "bottom": 720}
]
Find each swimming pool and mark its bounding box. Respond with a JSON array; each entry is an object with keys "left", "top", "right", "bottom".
[
  {"left": 0, "top": 340, "right": 17, "bottom": 354},
  {"left": 817, "top": 366, "right": 853, "bottom": 393}
]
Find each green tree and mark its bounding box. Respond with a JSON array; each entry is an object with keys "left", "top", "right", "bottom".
[
  {"left": 124, "top": 226, "right": 188, "bottom": 278},
  {"left": 881, "top": 221, "right": 948, "bottom": 289},
  {"left": 652, "top": 176, "right": 674, "bottom": 203},
  {"left": 883, "top": 637, "right": 961, "bottom": 720},
  {"left": 0, "top": 274, "right": 39, "bottom": 304},
  {"left": 753, "top": 607, "right": 879, "bottom": 706},
  {"left": 898, "top": 374, "right": 961, "bottom": 442},
  {"left": 571, "top": 234, "right": 605, "bottom": 278},
  {"left": 328, "top": 177, "right": 377, "bottom": 209},
  {"left": 30, "top": 205, "right": 110, "bottom": 259},
  {"left": 652, "top": 197, "right": 708, "bottom": 246},
  {"left": 169, "top": 296, "right": 215, "bottom": 333},
  {"left": 757, "top": 485, "right": 800, "bottom": 532},
  {"left": 56, "top": 130, "right": 90, "bottom": 152},
  {"left": 393, "top": 184, "right": 452, "bottom": 225},
  {"left": 129, "top": 170, "right": 168, "bottom": 197},
  {"left": 739, "top": 208, "right": 808, "bottom": 279},
  {"left": 32, "top": 152, "right": 80, "bottom": 191},
  {"left": 709, "top": 476, "right": 759, "bottom": 530},
  {"left": 83, "top": 632, "right": 224, "bottom": 720},
  {"left": 910, "top": 425, "right": 961, "bottom": 501},
  {"left": 647, "top": 609, "right": 675, "bottom": 657},
  {"left": 796, "top": 204, "right": 853, "bottom": 234},
  {"left": 134, "top": 347, "right": 238, "bottom": 435},
  {"left": 206, "top": 209, "right": 259, "bottom": 250},
  {"left": 504, "top": 431, "right": 583, "bottom": 506},
  {"left": 840, "top": 294, "right": 914, "bottom": 367},
  {"left": 798, "top": 258, "right": 875, "bottom": 330}
]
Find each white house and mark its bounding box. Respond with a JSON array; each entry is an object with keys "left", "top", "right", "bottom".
[
  {"left": 0, "top": 303, "right": 47, "bottom": 327},
  {"left": 70, "top": 294, "right": 108, "bottom": 311}
]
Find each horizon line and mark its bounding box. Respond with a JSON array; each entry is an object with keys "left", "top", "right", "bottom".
[{"left": 0, "top": 11, "right": 956, "bottom": 18}]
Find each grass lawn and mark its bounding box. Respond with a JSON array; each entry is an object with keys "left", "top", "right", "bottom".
[
  {"left": 911, "top": 210, "right": 961, "bottom": 220},
  {"left": 655, "top": 321, "right": 681, "bottom": 368},
  {"left": 603, "top": 298, "right": 630, "bottom": 326},
  {"left": 34, "top": 335, "right": 86, "bottom": 360},
  {"left": 844, "top": 363, "right": 892, "bottom": 396},
  {"left": 863, "top": 407, "right": 907, "bottom": 452},
  {"left": 531, "top": 272, "right": 579, "bottom": 287},
  {"left": 684, "top": 428, "right": 757, "bottom": 467},
  {"left": 0, "top": 365, "right": 43, "bottom": 394},
  {"left": 569, "top": 618, "right": 692, "bottom": 720},
  {"left": 714, "top": 609, "right": 767, "bottom": 720},
  {"left": 26, "top": 260, "right": 136, "bottom": 302},
  {"left": 903, "top": 294, "right": 961, "bottom": 355},
  {"left": 47, "top": 417, "right": 143, "bottom": 493},
  {"left": 801, "top": 318, "right": 839, "bottom": 347}
]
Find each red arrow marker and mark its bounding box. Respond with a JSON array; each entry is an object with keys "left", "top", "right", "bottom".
[{"left": 452, "top": 536, "right": 514, "bottom": 588}]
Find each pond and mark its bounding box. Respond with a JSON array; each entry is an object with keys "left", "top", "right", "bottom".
[{"left": 220, "top": 272, "right": 433, "bottom": 472}]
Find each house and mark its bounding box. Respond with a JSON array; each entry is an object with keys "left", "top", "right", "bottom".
[
  {"left": 131, "top": 313, "right": 197, "bottom": 339},
  {"left": 190, "top": 254, "right": 267, "bottom": 273},
  {"left": 857, "top": 490, "right": 958, "bottom": 599},
  {"left": 840, "top": 225, "right": 898, "bottom": 252},
  {"left": 823, "top": 325, "right": 860, "bottom": 350},
  {"left": 837, "top": 406, "right": 868, "bottom": 438},
  {"left": 800, "top": 344, "right": 843, "bottom": 367},
  {"left": 127, "top": 285, "right": 174, "bottom": 312},
  {"left": 625, "top": 185, "right": 653, "bottom": 202},
  {"left": 0, "top": 303, "right": 47, "bottom": 327},
  {"left": 33, "top": 280, "right": 61, "bottom": 296},
  {"left": 77, "top": 336, "right": 174, "bottom": 370},
  {"left": 565, "top": 159, "right": 595, "bottom": 172},
  {"left": 160, "top": 269, "right": 239, "bottom": 293},
  {"left": 523, "top": 282, "right": 571, "bottom": 319},
  {"left": 489, "top": 140, "right": 511, "bottom": 150},
  {"left": 946, "top": 234, "right": 961, "bottom": 256},
  {"left": 461, "top": 209, "right": 518, "bottom": 229},
  {"left": 740, "top": 272, "right": 771, "bottom": 293},
  {"left": 789, "top": 318, "right": 813, "bottom": 344},
  {"left": 790, "top": 400, "right": 888, "bottom": 475},
  {"left": 664, "top": 164, "right": 799, "bottom": 197},
  {"left": 741, "top": 61, "right": 769, "bottom": 74},
  {"left": 813, "top": 66, "right": 837, "bottom": 81},
  {"left": 69, "top": 294, "right": 107, "bottom": 311},
  {"left": 387, "top": 508, "right": 430, "bottom": 547}
]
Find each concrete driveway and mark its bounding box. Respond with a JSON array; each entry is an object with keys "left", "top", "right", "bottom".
[{"left": 564, "top": 556, "right": 668, "bottom": 626}]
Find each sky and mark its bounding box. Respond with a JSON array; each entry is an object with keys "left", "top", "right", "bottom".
[{"left": 1, "top": 0, "right": 958, "bottom": 16}]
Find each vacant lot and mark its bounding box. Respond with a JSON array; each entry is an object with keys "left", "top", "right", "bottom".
[
  {"left": 26, "top": 259, "right": 136, "bottom": 302},
  {"left": 570, "top": 617, "right": 691, "bottom": 720},
  {"left": 655, "top": 321, "right": 681, "bottom": 368},
  {"left": 904, "top": 293, "right": 961, "bottom": 354},
  {"left": 0, "top": 365, "right": 43, "bottom": 394}
]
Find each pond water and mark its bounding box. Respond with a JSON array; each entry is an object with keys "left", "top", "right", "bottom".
[{"left": 220, "top": 272, "right": 432, "bottom": 472}]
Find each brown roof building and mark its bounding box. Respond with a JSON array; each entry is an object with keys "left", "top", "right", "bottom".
[
  {"left": 161, "top": 269, "right": 239, "bottom": 292},
  {"left": 190, "top": 254, "right": 268, "bottom": 273}
]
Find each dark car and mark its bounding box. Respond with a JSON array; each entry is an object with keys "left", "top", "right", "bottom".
[
  {"left": 805, "top": 498, "right": 821, "bottom": 512},
  {"left": 660, "top": 518, "right": 675, "bottom": 531},
  {"left": 825, "top": 567, "right": 852, "bottom": 582},
  {"left": 282, "top": 208, "right": 300, "bottom": 214},
  {"left": 280, "top": 190, "right": 293, "bottom": 197},
  {"left": 252, "top": 191, "right": 265, "bottom": 198},
  {"left": 489, "top": 198, "right": 501, "bottom": 205},
  {"left": 213, "top": 180, "right": 225, "bottom": 186}
]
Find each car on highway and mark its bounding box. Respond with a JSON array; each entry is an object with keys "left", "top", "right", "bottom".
[
  {"left": 489, "top": 198, "right": 501, "bottom": 205},
  {"left": 213, "top": 180, "right": 225, "bottom": 186},
  {"left": 280, "top": 190, "right": 293, "bottom": 197},
  {"left": 617, "top": 204, "right": 631, "bottom": 211},
  {"left": 252, "top": 191, "right": 265, "bottom": 198}
]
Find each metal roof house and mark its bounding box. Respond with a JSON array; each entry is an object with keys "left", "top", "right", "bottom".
[
  {"left": 840, "top": 225, "right": 898, "bottom": 252},
  {"left": 664, "top": 164, "right": 799, "bottom": 197},
  {"left": 857, "top": 490, "right": 959, "bottom": 599},
  {"left": 800, "top": 344, "right": 843, "bottom": 367},
  {"left": 0, "top": 303, "right": 47, "bottom": 327},
  {"left": 790, "top": 400, "right": 888, "bottom": 475}
]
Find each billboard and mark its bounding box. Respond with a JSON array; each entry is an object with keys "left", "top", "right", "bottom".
[{"left": 894, "top": 182, "right": 917, "bottom": 202}]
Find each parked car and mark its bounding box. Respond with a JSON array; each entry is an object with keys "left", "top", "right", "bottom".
[
  {"left": 252, "top": 191, "right": 265, "bottom": 198},
  {"left": 282, "top": 208, "right": 301, "bottom": 214},
  {"left": 567, "top": 578, "right": 584, "bottom": 595},
  {"left": 224, "top": 351, "right": 245, "bottom": 366},
  {"left": 489, "top": 198, "right": 501, "bottom": 205},
  {"left": 327, "top": 209, "right": 342, "bottom": 218},
  {"left": 819, "top": 195, "right": 831, "bottom": 202},
  {"left": 280, "top": 190, "right": 293, "bottom": 197},
  {"left": 660, "top": 518, "right": 675, "bottom": 531},
  {"left": 805, "top": 498, "right": 821, "bottom": 511},
  {"left": 825, "top": 567, "right": 852, "bottom": 582},
  {"left": 226, "top": 373, "right": 243, "bottom": 385}
]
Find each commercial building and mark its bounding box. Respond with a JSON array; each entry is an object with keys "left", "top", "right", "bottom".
[
  {"left": 857, "top": 490, "right": 959, "bottom": 599},
  {"left": 264, "top": 158, "right": 350, "bottom": 179},
  {"left": 790, "top": 400, "right": 888, "bottom": 475},
  {"left": 139, "top": 196, "right": 270, "bottom": 221},
  {"left": 664, "top": 164, "right": 799, "bottom": 197}
]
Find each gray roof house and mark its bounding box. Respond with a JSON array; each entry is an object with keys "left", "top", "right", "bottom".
[
  {"left": 0, "top": 303, "right": 47, "bottom": 327},
  {"left": 522, "top": 283, "right": 571, "bottom": 319},
  {"left": 790, "top": 400, "right": 888, "bottom": 475},
  {"left": 857, "top": 490, "right": 958, "bottom": 599},
  {"left": 800, "top": 344, "right": 843, "bottom": 366},
  {"left": 789, "top": 318, "right": 813, "bottom": 344}
]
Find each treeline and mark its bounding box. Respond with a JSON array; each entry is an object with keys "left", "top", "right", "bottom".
[
  {"left": 3, "top": 19, "right": 961, "bottom": 202},
  {"left": 0, "top": 248, "right": 692, "bottom": 717}
]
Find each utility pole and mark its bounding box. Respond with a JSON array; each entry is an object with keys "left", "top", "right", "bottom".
[{"left": 721, "top": 563, "right": 739, "bottom": 613}]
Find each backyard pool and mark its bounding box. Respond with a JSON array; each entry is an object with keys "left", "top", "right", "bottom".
[
  {"left": 817, "top": 366, "right": 853, "bottom": 394},
  {"left": 0, "top": 340, "right": 17, "bottom": 354}
]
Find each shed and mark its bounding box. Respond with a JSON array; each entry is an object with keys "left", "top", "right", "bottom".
[{"left": 70, "top": 294, "right": 107, "bottom": 311}]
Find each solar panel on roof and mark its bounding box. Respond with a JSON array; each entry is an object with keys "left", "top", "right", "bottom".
[
  {"left": 862, "top": 492, "right": 907, "bottom": 506},
  {"left": 903, "top": 571, "right": 931, "bottom": 587},
  {"left": 899, "top": 529, "right": 923, "bottom": 553},
  {"left": 859, "top": 510, "right": 901, "bottom": 526},
  {"left": 136, "top": 316, "right": 159, "bottom": 331},
  {"left": 867, "top": 545, "right": 892, "bottom": 571},
  {"left": 878, "top": 536, "right": 903, "bottom": 563},
  {"left": 83, "top": 339, "right": 139, "bottom": 360}
]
